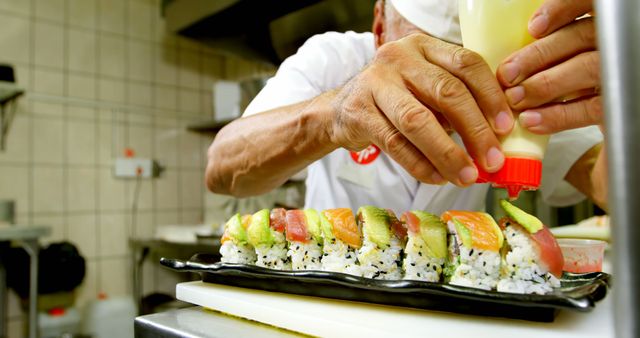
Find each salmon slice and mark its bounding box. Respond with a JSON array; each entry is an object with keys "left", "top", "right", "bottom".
[
  {"left": 322, "top": 208, "right": 362, "bottom": 248},
  {"left": 442, "top": 211, "right": 503, "bottom": 252},
  {"left": 270, "top": 208, "right": 286, "bottom": 233},
  {"left": 499, "top": 218, "right": 564, "bottom": 277},
  {"left": 285, "top": 210, "right": 309, "bottom": 243},
  {"left": 386, "top": 209, "right": 407, "bottom": 241}
]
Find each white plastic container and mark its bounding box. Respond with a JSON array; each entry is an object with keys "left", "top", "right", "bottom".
[
  {"left": 459, "top": 0, "right": 548, "bottom": 199},
  {"left": 81, "top": 294, "right": 136, "bottom": 338},
  {"left": 39, "top": 307, "right": 81, "bottom": 338}
]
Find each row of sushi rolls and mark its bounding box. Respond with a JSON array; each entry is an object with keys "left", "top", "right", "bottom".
[{"left": 220, "top": 199, "right": 565, "bottom": 295}]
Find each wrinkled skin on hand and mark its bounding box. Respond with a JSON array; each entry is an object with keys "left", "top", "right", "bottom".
[
  {"left": 329, "top": 33, "right": 514, "bottom": 187},
  {"left": 497, "top": 0, "right": 601, "bottom": 134}
]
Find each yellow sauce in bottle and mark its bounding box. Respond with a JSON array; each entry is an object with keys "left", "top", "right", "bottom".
[{"left": 459, "top": 0, "right": 548, "bottom": 160}]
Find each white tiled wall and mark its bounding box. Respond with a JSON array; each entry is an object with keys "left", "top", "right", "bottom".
[{"left": 0, "top": 0, "right": 275, "bottom": 336}]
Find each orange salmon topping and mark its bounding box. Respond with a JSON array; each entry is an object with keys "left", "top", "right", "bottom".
[
  {"left": 442, "top": 211, "right": 501, "bottom": 252},
  {"left": 322, "top": 208, "right": 362, "bottom": 248}
]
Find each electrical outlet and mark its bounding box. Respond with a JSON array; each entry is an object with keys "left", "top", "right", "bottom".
[{"left": 114, "top": 158, "right": 159, "bottom": 178}]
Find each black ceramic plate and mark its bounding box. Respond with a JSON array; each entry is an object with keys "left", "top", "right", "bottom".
[{"left": 161, "top": 253, "right": 610, "bottom": 322}]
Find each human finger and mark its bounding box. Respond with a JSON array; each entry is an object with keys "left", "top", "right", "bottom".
[
  {"left": 498, "top": 17, "right": 596, "bottom": 88},
  {"left": 374, "top": 83, "right": 480, "bottom": 186},
  {"left": 400, "top": 59, "right": 505, "bottom": 173},
  {"left": 528, "top": 0, "right": 593, "bottom": 38},
  {"left": 411, "top": 35, "right": 515, "bottom": 135},
  {"left": 366, "top": 112, "right": 446, "bottom": 185},
  {"left": 505, "top": 51, "right": 599, "bottom": 110},
  {"left": 519, "top": 95, "right": 603, "bottom": 134}
]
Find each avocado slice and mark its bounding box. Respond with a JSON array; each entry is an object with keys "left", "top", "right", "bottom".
[
  {"left": 500, "top": 200, "right": 543, "bottom": 234},
  {"left": 411, "top": 211, "right": 448, "bottom": 259},
  {"left": 452, "top": 219, "right": 473, "bottom": 249},
  {"left": 247, "top": 209, "right": 275, "bottom": 247},
  {"left": 304, "top": 209, "right": 323, "bottom": 243},
  {"left": 358, "top": 206, "right": 391, "bottom": 248},
  {"left": 226, "top": 213, "right": 247, "bottom": 244},
  {"left": 319, "top": 212, "right": 335, "bottom": 242}
]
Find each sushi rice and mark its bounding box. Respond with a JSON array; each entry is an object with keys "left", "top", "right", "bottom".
[
  {"left": 446, "top": 221, "right": 501, "bottom": 290},
  {"left": 497, "top": 225, "right": 561, "bottom": 294},
  {"left": 358, "top": 235, "right": 403, "bottom": 280},
  {"left": 255, "top": 231, "right": 290, "bottom": 270},
  {"left": 321, "top": 237, "right": 361, "bottom": 276},
  {"left": 403, "top": 236, "right": 444, "bottom": 282},
  {"left": 288, "top": 240, "right": 323, "bottom": 270},
  {"left": 220, "top": 240, "right": 256, "bottom": 264}
]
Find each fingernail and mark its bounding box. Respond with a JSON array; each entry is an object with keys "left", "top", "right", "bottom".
[
  {"left": 431, "top": 172, "right": 445, "bottom": 185},
  {"left": 495, "top": 111, "right": 514, "bottom": 133},
  {"left": 459, "top": 166, "right": 478, "bottom": 185},
  {"left": 529, "top": 13, "right": 549, "bottom": 37},
  {"left": 502, "top": 62, "right": 520, "bottom": 85},
  {"left": 486, "top": 147, "right": 505, "bottom": 171},
  {"left": 519, "top": 111, "right": 542, "bottom": 128},
  {"left": 506, "top": 86, "right": 525, "bottom": 106}
]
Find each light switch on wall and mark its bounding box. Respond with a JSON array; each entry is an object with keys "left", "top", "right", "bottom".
[{"left": 114, "top": 158, "right": 159, "bottom": 178}]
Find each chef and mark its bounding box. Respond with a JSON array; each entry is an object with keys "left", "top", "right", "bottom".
[{"left": 205, "top": 0, "right": 606, "bottom": 216}]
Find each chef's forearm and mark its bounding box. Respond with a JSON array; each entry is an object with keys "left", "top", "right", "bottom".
[
  {"left": 206, "top": 92, "right": 338, "bottom": 197},
  {"left": 565, "top": 143, "right": 608, "bottom": 212}
]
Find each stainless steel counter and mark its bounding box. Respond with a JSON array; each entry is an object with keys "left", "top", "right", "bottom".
[{"left": 134, "top": 307, "right": 303, "bottom": 338}]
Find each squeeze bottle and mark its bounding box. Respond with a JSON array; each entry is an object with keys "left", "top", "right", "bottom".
[{"left": 459, "top": 0, "right": 547, "bottom": 199}]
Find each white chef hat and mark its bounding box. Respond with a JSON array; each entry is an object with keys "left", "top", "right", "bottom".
[{"left": 388, "top": 0, "right": 462, "bottom": 45}]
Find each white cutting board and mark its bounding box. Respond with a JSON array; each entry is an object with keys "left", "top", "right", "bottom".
[{"left": 177, "top": 281, "right": 613, "bottom": 338}]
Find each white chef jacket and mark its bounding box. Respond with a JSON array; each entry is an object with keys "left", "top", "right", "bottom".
[{"left": 243, "top": 31, "right": 603, "bottom": 216}]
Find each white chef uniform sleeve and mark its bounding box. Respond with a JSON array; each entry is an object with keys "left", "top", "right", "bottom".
[
  {"left": 243, "top": 32, "right": 356, "bottom": 116},
  {"left": 539, "top": 125, "right": 603, "bottom": 207}
]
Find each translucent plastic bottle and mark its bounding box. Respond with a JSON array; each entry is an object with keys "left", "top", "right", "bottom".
[{"left": 459, "top": 0, "right": 546, "bottom": 199}]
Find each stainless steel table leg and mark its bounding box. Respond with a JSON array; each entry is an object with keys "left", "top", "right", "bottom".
[
  {"left": 0, "top": 257, "right": 7, "bottom": 338},
  {"left": 22, "top": 240, "right": 38, "bottom": 338}
]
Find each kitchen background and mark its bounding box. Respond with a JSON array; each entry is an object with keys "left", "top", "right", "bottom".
[
  {"left": 0, "top": 0, "right": 276, "bottom": 336},
  {"left": 0, "top": 0, "right": 603, "bottom": 337}
]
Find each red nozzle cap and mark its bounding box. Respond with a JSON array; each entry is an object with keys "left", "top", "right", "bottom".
[
  {"left": 476, "top": 157, "right": 542, "bottom": 200},
  {"left": 48, "top": 307, "right": 65, "bottom": 317}
]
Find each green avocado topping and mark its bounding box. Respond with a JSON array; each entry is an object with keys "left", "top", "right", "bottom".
[
  {"left": 304, "top": 209, "right": 323, "bottom": 243},
  {"left": 319, "top": 211, "right": 335, "bottom": 242},
  {"left": 226, "top": 213, "right": 247, "bottom": 244},
  {"left": 453, "top": 219, "right": 473, "bottom": 249},
  {"left": 411, "top": 211, "right": 448, "bottom": 259},
  {"left": 247, "top": 209, "right": 275, "bottom": 246},
  {"left": 358, "top": 206, "right": 391, "bottom": 248},
  {"left": 500, "top": 200, "right": 543, "bottom": 234}
]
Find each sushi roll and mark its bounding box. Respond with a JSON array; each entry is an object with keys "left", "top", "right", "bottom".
[
  {"left": 285, "top": 209, "right": 324, "bottom": 270},
  {"left": 219, "top": 213, "right": 256, "bottom": 264},
  {"left": 247, "top": 209, "right": 290, "bottom": 270},
  {"left": 401, "top": 211, "right": 447, "bottom": 282},
  {"left": 442, "top": 211, "right": 504, "bottom": 290},
  {"left": 320, "top": 208, "right": 362, "bottom": 276},
  {"left": 496, "top": 200, "right": 564, "bottom": 294},
  {"left": 356, "top": 206, "right": 404, "bottom": 280}
]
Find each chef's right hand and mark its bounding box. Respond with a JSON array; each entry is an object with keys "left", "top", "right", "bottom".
[{"left": 327, "top": 33, "right": 513, "bottom": 187}]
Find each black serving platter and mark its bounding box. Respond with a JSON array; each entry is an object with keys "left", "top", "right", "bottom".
[{"left": 161, "top": 253, "right": 610, "bottom": 323}]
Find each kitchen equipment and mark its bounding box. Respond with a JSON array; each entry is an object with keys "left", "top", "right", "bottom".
[
  {"left": 0, "top": 64, "right": 24, "bottom": 151},
  {"left": 558, "top": 239, "right": 607, "bottom": 273},
  {"left": 162, "top": 254, "right": 610, "bottom": 322},
  {"left": 39, "top": 307, "right": 81, "bottom": 338},
  {"left": 0, "top": 200, "right": 15, "bottom": 225},
  {"left": 171, "top": 281, "right": 613, "bottom": 338},
  {"left": 597, "top": 1, "right": 640, "bottom": 337},
  {"left": 459, "top": 0, "right": 547, "bottom": 199},
  {"left": 81, "top": 294, "right": 136, "bottom": 338}
]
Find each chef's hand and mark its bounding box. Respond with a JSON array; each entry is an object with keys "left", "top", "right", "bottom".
[
  {"left": 497, "top": 0, "right": 601, "bottom": 134},
  {"left": 328, "top": 33, "right": 513, "bottom": 187}
]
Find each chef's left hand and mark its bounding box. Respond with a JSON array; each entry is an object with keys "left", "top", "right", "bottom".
[{"left": 496, "top": 0, "right": 602, "bottom": 134}]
